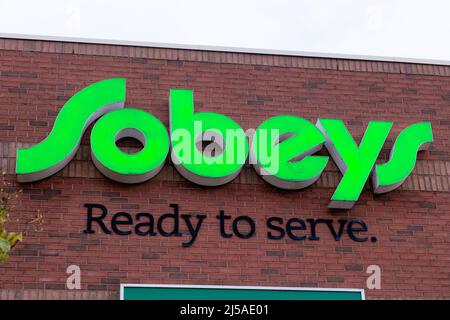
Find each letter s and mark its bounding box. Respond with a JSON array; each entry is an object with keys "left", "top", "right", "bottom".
[
  {"left": 372, "top": 122, "right": 433, "bottom": 193},
  {"left": 16, "top": 78, "right": 126, "bottom": 182}
]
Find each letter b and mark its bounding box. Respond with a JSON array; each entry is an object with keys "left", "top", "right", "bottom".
[{"left": 170, "top": 89, "right": 248, "bottom": 186}]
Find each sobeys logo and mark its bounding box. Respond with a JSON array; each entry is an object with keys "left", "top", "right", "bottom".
[{"left": 16, "top": 78, "right": 433, "bottom": 209}]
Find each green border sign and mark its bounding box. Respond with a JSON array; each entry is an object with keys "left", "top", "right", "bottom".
[{"left": 120, "top": 284, "right": 365, "bottom": 300}]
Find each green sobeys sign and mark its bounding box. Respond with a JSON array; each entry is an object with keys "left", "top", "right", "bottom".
[{"left": 16, "top": 78, "right": 433, "bottom": 209}]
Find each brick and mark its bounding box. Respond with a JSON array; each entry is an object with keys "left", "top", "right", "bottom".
[
  {"left": 327, "top": 276, "right": 344, "bottom": 283},
  {"left": 143, "top": 74, "right": 160, "bottom": 80},
  {"left": 169, "top": 273, "right": 188, "bottom": 279},
  {"left": 266, "top": 250, "right": 285, "bottom": 257},
  {"left": 161, "top": 266, "right": 180, "bottom": 272},
  {"left": 419, "top": 201, "right": 436, "bottom": 209},
  {"left": 8, "top": 87, "right": 27, "bottom": 94},
  {"left": 45, "top": 284, "right": 66, "bottom": 290},
  {"left": 142, "top": 253, "right": 160, "bottom": 259},
  {"left": 261, "top": 268, "right": 279, "bottom": 275},
  {"left": 335, "top": 247, "right": 353, "bottom": 253},
  {"left": 345, "top": 264, "right": 364, "bottom": 271}
]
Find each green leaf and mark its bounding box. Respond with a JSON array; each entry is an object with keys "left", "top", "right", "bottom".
[
  {"left": 0, "top": 251, "right": 9, "bottom": 262},
  {"left": 7, "top": 232, "right": 23, "bottom": 246},
  {"left": 0, "top": 238, "right": 11, "bottom": 252}
]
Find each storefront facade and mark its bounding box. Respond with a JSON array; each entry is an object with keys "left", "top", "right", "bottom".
[{"left": 0, "top": 37, "right": 449, "bottom": 299}]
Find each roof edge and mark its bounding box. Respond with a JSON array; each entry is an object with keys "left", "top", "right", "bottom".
[
  {"left": 2, "top": 33, "right": 450, "bottom": 67},
  {"left": 1, "top": 33, "right": 450, "bottom": 77}
]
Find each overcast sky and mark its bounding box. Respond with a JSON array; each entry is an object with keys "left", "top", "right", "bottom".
[{"left": 0, "top": 0, "right": 449, "bottom": 62}]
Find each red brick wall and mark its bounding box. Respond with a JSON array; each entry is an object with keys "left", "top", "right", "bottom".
[{"left": 0, "top": 38, "right": 449, "bottom": 299}]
